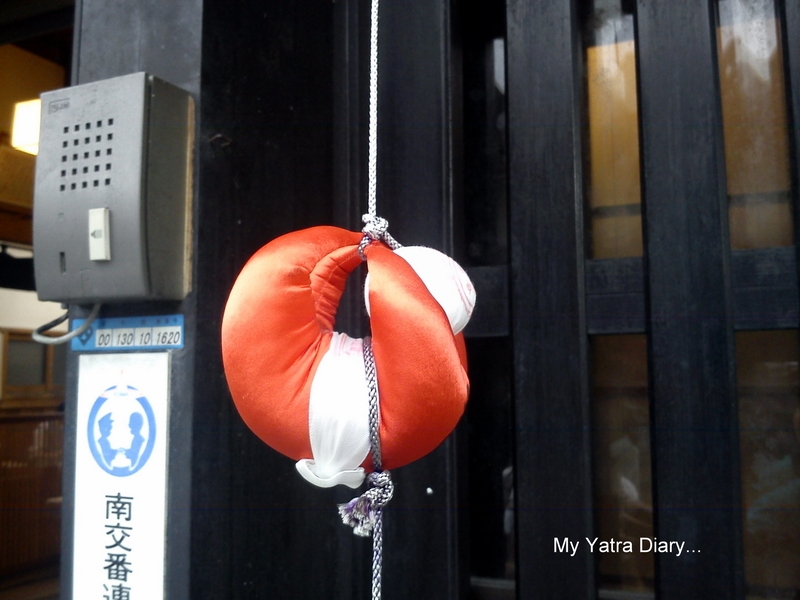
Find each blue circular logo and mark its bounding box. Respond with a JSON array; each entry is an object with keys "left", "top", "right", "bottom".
[{"left": 87, "top": 385, "right": 156, "bottom": 477}]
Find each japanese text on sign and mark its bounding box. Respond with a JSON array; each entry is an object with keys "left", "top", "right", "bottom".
[{"left": 103, "top": 493, "right": 133, "bottom": 598}]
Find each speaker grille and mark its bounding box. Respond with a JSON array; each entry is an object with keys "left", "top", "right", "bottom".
[{"left": 57, "top": 118, "right": 115, "bottom": 192}]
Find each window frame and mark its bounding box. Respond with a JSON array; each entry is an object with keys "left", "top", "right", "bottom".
[
  {"left": 504, "top": 0, "right": 800, "bottom": 598},
  {"left": 1, "top": 328, "right": 66, "bottom": 410}
]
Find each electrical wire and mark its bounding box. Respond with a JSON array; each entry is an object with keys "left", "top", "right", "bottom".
[{"left": 32, "top": 303, "right": 102, "bottom": 345}]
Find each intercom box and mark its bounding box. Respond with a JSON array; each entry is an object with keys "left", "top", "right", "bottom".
[{"left": 33, "top": 72, "right": 193, "bottom": 303}]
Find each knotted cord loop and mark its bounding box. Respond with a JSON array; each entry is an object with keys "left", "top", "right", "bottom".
[
  {"left": 362, "top": 214, "right": 389, "bottom": 241},
  {"left": 359, "top": 214, "right": 402, "bottom": 260}
]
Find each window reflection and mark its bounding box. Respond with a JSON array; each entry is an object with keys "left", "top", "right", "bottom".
[
  {"left": 718, "top": 0, "right": 792, "bottom": 249},
  {"left": 736, "top": 331, "right": 800, "bottom": 599},
  {"left": 591, "top": 335, "right": 654, "bottom": 594},
  {"left": 583, "top": 1, "right": 642, "bottom": 259},
  {"left": 584, "top": 0, "right": 793, "bottom": 256}
]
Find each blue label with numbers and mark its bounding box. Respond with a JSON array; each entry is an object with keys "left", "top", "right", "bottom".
[{"left": 70, "top": 314, "right": 184, "bottom": 352}]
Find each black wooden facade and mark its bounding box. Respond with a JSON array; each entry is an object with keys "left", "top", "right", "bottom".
[{"left": 3, "top": 0, "right": 798, "bottom": 598}]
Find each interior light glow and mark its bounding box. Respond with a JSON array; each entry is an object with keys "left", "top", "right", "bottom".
[{"left": 11, "top": 98, "right": 41, "bottom": 155}]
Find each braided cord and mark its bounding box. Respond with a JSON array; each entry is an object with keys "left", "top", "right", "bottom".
[
  {"left": 363, "top": 337, "right": 382, "bottom": 471},
  {"left": 364, "top": 5, "right": 391, "bottom": 597},
  {"left": 367, "top": 0, "right": 379, "bottom": 219},
  {"left": 339, "top": 3, "right": 397, "bottom": 599},
  {"left": 338, "top": 338, "right": 393, "bottom": 600},
  {"left": 371, "top": 504, "right": 384, "bottom": 600},
  {"left": 359, "top": 0, "right": 401, "bottom": 260},
  {"left": 364, "top": 337, "right": 386, "bottom": 600}
]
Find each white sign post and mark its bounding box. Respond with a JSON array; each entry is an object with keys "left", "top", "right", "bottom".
[{"left": 73, "top": 352, "right": 170, "bottom": 600}]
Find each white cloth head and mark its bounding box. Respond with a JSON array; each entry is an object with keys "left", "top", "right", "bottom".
[{"left": 296, "top": 332, "right": 370, "bottom": 488}]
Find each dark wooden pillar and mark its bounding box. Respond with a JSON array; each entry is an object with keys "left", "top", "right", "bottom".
[
  {"left": 192, "top": 1, "right": 340, "bottom": 598},
  {"left": 66, "top": 1, "right": 340, "bottom": 599},
  {"left": 67, "top": 0, "right": 468, "bottom": 598},
  {"left": 783, "top": 0, "right": 800, "bottom": 269},
  {"left": 372, "top": 1, "right": 468, "bottom": 597},
  {"left": 505, "top": 0, "right": 595, "bottom": 598},
  {"left": 636, "top": 1, "right": 743, "bottom": 597},
  {"left": 63, "top": 3, "right": 203, "bottom": 599}
]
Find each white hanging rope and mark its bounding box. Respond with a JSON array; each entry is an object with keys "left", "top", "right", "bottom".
[
  {"left": 340, "top": 3, "right": 396, "bottom": 599},
  {"left": 367, "top": 0, "right": 379, "bottom": 220},
  {"left": 359, "top": 0, "right": 400, "bottom": 260}
]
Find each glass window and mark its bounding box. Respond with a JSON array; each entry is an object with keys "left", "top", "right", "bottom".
[
  {"left": 718, "top": 0, "right": 793, "bottom": 249},
  {"left": 2, "top": 330, "right": 67, "bottom": 409},
  {"left": 466, "top": 337, "right": 515, "bottom": 589},
  {"left": 463, "top": 36, "right": 508, "bottom": 268},
  {"left": 591, "top": 334, "right": 654, "bottom": 595},
  {"left": 6, "top": 338, "right": 46, "bottom": 386},
  {"left": 736, "top": 330, "right": 800, "bottom": 599},
  {"left": 582, "top": 0, "right": 642, "bottom": 259}
]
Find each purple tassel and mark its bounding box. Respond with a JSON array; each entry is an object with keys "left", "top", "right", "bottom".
[
  {"left": 338, "top": 495, "right": 377, "bottom": 537},
  {"left": 338, "top": 471, "right": 394, "bottom": 538}
]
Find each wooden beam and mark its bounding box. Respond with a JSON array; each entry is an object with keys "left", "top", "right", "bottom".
[
  {"left": 636, "top": 0, "right": 743, "bottom": 596},
  {"left": 506, "top": 0, "right": 595, "bottom": 596}
]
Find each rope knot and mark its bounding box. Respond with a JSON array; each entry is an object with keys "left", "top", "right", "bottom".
[
  {"left": 362, "top": 213, "right": 390, "bottom": 240},
  {"left": 337, "top": 470, "right": 394, "bottom": 537},
  {"left": 359, "top": 214, "right": 390, "bottom": 260},
  {"left": 366, "top": 471, "right": 394, "bottom": 507},
  {"left": 359, "top": 214, "right": 402, "bottom": 260}
]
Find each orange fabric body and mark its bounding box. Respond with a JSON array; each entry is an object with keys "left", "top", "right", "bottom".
[{"left": 221, "top": 226, "right": 469, "bottom": 471}]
